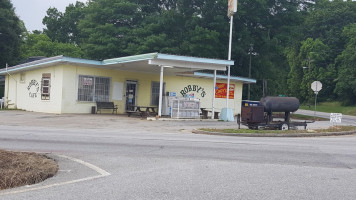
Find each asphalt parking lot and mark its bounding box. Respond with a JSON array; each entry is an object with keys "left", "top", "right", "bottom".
[
  {"left": 0, "top": 110, "right": 240, "bottom": 133},
  {"left": 1, "top": 110, "right": 356, "bottom": 200},
  {"left": 0, "top": 110, "right": 338, "bottom": 132}
]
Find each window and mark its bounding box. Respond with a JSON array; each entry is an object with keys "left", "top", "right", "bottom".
[
  {"left": 77, "top": 75, "right": 110, "bottom": 102},
  {"left": 41, "top": 73, "right": 51, "bottom": 100},
  {"left": 151, "top": 81, "right": 165, "bottom": 106}
]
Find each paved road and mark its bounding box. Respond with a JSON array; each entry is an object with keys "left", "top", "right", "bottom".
[
  {"left": 295, "top": 109, "right": 356, "bottom": 128},
  {"left": 1, "top": 111, "right": 356, "bottom": 199}
]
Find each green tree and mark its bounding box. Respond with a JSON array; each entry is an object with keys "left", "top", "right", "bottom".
[
  {"left": 78, "top": 0, "right": 141, "bottom": 59},
  {"left": 286, "top": 38, "right": 332, "bottom": 103},
  {"left": 20, "top": 34, "right": 84, "bottom": 59},
  {"left": 0, "top": 0, "right": 25, "bottom": 68},
  {"left": 235, "top": 0, "right": 310, "bottom": 99},
  {"left": 334, "top": 24, "right": 356, "bottom": 105},
  {"left": 43, "top": 1, "right": 86, "bottom": 44},
  {"left": 286, "top": 47, "right": 303, "bottom": 99},
  {"left": 303, "top": 0, "right": 356, "bottom": 60}
]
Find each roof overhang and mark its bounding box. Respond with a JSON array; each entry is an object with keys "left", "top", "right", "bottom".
[
  {"left": 0, "top": 53, "right": 234, "bottom": 76},
  {"left": 178, "top": 72, "right": 256, "bottom": 84}
]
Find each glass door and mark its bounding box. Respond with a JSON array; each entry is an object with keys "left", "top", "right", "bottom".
[{"left": 125, "top": 81, "right": 137, "bottom": 111}]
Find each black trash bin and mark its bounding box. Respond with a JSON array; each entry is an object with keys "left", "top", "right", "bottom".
[{"left": 91, "top": 106, "right": 96, "bottom": 114}]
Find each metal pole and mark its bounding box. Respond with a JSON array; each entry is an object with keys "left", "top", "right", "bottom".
[
  {"left": 308, "top": 58, "right": 311, "bottom": 108},
  {"left": 248, "top": 46, "right": 252, "bottom": 100},
  {"left": 212, "top": 70, "right": 217, "bottom": 119},
  {"left": 314, "top": 92, "right": 317, "bottom": 119},
  {"left": 158, "top": 65, "right": 164, "bottom": 117},
  {"left": 226, "top": 15, "right": 233, "bottom": 108}
]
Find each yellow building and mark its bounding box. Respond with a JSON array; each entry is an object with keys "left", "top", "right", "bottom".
[{"left": 0, "top": 53, "right": 255, "bottom": 119}]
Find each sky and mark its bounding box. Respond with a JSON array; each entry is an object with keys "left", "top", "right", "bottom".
[{"left": 11, "top": 0, "right": 87, "bottom": 32}]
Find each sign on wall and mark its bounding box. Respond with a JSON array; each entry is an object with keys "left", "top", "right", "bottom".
[
  {"left": 27, "top": 80, "right": 39, "bottom": 98},
  {"left": 215, "top": 83, "right": 235, "bottom": 99},
  {"left": 112, "top": 82, "right": 123, "bottom": 100},
  {"left": 180, "top": 85, "right": 206, "bottom": 98},
  {"left": 83, "top": 77, "right": 93, "bottom": 86}
]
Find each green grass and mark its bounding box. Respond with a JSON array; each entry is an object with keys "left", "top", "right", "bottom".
[
  {"left": 291, "top": 114, "right": 327, "bottom": 121},
  {"left": 201, "top": 126, "right": 356, "bottom": 134},
  {"left": 300, "top": 102, "right": 356, "bottom": 116}
]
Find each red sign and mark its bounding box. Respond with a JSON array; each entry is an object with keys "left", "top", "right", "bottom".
[{"left": 215, "top": 83, "right": 235, "bottom": 99}]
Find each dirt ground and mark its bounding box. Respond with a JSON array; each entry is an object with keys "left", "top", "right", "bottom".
[{"left": 0, "top": 149, "right": 58, "bottom": 190}]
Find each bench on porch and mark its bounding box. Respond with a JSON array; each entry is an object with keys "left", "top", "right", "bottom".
[
  {"left": 96, "top": 102, "right": 118, "bottom": 114},
  {"left": 200, "top": 108, "right": 220, "bottom": 119}
]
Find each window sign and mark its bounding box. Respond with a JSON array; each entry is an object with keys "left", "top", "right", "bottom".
[{"left": 83, "top": 77, "right": 93, "bottom": 86}]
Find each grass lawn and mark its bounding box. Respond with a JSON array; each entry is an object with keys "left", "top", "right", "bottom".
[
  {"left": 300, "top": 102, "right": 356, "bottom": 116},
  {"left": 291, "top": 114, "right": 327, "bottom": 121},
  {"left": 201, "top": 126, "right": 356, "bottom": 134}
]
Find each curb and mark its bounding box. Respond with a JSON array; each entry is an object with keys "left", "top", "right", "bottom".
[{"left": 192, "top": 129, "right": 356, "bottom": 137}]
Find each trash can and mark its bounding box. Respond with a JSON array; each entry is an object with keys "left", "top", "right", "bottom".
[
  {"left": 91, "top": 106, "right": 96, "bottom": 114},
  {"left": 214, "top": 112, "right": 219, "bottom": 119}
]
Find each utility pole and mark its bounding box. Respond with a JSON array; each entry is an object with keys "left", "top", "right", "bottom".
[
  {"left": 307, "top": 57, "right": 312, "bottom": 108},
  {"left": 248, "top": 44, "right": 253, "bottom": 100}
]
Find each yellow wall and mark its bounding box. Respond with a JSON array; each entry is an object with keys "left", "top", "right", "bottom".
[
  {"left": 164, "top": 76, "right": 243, "bottom": 115},
  {"left": 5, "top": 64, "right": 243, "bottom": 115},
  {"left": 5, "top": 66, "right": 64, "bottom": 113}
]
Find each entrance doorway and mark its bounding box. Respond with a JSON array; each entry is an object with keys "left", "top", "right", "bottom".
[{"left": 125, "top": 80, "right": 137, "bottom": 111}]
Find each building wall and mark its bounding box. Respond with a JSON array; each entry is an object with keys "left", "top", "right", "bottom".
[
  {"left": 5, "top": 64, "right": 243, "bottom": 115},
  {"left": 164, "top": 76, "right": 243, "bottom": 115},
  {"left": 4, "top": 66, "right": 64, "bottom": 113},
  {"left": 61, "top": 65, "right": 243, "bottom": 115}
]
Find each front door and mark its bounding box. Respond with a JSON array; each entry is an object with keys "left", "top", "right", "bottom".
[{"left": 125, "top": 81, "right": 137, "bottom": 111}]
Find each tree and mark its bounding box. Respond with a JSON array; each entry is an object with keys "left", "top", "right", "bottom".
[
  {"left": 303, "top": 0, "right": 356, "bottom": 60},
  {"left": 0, "top": 0, "right": 25, "bottom": 68},
  {"left": 20, "top": 34, "right": 84, "bottom": 59},
  {"left": 43, "top": 1, "right": 86, "bottom": 44},
  {"left": 78, "top": 0, "right": 141, "bottom": 59},
  {"left": 286, "top": 38, "right": 332, "bottom": 103},
  {"left": 334, "top": 24, "right": 356, "bottom": 105}
]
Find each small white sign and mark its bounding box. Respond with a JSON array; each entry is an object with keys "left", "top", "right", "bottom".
[{"left": 330, "top": 113, "right": 342, "bottom": 123}]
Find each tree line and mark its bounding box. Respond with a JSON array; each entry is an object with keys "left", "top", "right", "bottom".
[{"left": 1, "top": 0, "right": 355, "bottom": 105}]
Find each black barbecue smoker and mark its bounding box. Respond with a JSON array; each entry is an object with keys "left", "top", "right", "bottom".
[{"left": 239, "top": 96, "right": 309, "bottom": 130}]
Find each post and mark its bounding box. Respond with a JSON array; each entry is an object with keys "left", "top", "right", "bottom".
[
  {"left": 314, "top": 92, "right": 318, "bottom": 120},
  {"left": 158, "top": 65, "right": 164, "bottom": 117},
  {"left": 308, "top": 57, "right": 311, "bottom": 108},
  {"left": 226, "top": 15, "right": 233, "bottom": 108},
  {"left": 220, "top": 1, "right": 236, "bottom": 122},
  {"left": 212, "top": 70, "right": 217, "bottom": 119},
  {"left": 248, "top": 46, "right": 252, "bottom": 100}
]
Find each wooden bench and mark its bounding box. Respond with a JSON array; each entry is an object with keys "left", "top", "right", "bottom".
[
  {"left": 200, "top": 108, "right": 220, "bottom": 119},
  {"left": 96, "top": 102, "right": 118, "bottom": 114}
]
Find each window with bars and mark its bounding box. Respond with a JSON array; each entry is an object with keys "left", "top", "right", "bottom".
[
  {"left": 41, "top": 73, "right": 51, "bottom": 100},
  {"left": 151, "top": 81, "right": 165, "bottom": 106},
  {"left": 77, "top": 75, "right": 110, "bottom": 102}
]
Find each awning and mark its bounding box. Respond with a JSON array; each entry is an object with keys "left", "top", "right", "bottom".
[{"left": 0, "top": 53, "right": 233, "bottom": 75}]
